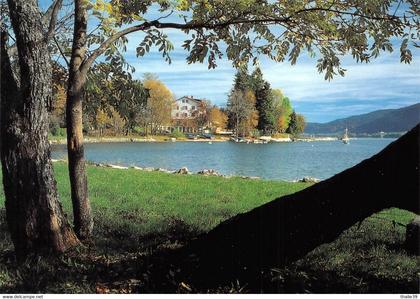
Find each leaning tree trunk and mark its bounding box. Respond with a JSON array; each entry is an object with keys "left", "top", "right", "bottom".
[
  {"left": 66, "top": 0, "right": 93, "bottom": 240},
  {"left": 183, "top": 124, "right": 419, "bottom": 285},
  {"left": 0, "top": 0, "right": 79, "bottom": 258}
]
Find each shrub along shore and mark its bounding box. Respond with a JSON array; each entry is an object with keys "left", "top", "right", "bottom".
[{"left": 0, "top": 162, "right": 417, "bottom": 293}]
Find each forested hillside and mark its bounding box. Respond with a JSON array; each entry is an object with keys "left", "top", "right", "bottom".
[{"left": 305, "top": 103, "right": 420, "bottom": 134}]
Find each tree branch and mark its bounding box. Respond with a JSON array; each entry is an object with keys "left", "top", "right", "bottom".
[
  {"left": 155, "top": 10, "right": 174, "bottom": 22},
  {"left": 86, "top": 20, "right": 102, "bottom": 39},
  {"left": 80, "top": 17, "right": 290, "bottom": 73},
  {"left": 5, "top": 0, "right": 65, "bottom": 57},
  {"left": 80, "top": 6, "right": 400, "bottom": 75},
  {"left": 45, "top": 0, "right": 63, "bottom": 42},
  {"left": 54, "top": 11, "right": 75, "bottom": 33},
  {"left": 41, "top": 0, "right": 61, "bottom": 25},
  {"left": 53, "top": 35, "right": 70, "bottom": 67}
]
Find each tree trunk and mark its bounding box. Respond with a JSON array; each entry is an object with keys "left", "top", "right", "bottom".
[
  {"left": 65, "top": 0, "right": 93, "bottom": 240},
  {"left": 183, "top": 124, "right": 419, "bottom": 284},
  {"left": 236, "top": 117, "right": 239, "bottom": 138},
  {"left": 0, "top": 1, "right": 79, "bottom": 259}
]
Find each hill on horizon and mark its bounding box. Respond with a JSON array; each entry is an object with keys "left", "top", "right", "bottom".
[{"left": 305, "top": 103, "right": 420, "bottom": 135}]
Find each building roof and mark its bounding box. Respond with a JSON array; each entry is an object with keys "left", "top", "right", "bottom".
[{"left": 175, "top": 96, "right": 203, "bottom": 103}]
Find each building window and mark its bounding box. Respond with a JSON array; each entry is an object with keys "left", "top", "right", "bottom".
[
  {"left": 176, "top": 113, "right": 179, "bottom": 117},
  {"left": 183, "top": 113, "right": 188, "bottom": 117},
  {"left": 192, "top": 106, "right": 196, "bottom": 110},
  {"left": 176, "top": 106, "right": 179, "bottom": 110},
  {"left": 182, "top": 99, "right": 185, "bottom": 103}
]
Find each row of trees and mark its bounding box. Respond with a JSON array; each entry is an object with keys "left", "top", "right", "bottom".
[
  {"left": 227, "top": 67, "right": 306, "bottom": 137},
  {"left": 50, "top": 68, "right": 172, "bottom": 137},
  {"left": 50, "top": 68, "right": 229, "bottom": 137},
  {"left": 51, "top": 63, "right": 303, "bottom": 140},
  {"left": 51, "top": 58, "right": 301, "bottom": 141}
]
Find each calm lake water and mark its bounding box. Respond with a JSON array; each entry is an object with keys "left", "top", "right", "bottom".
[{"left": 51, "top": 138, "right": 394, "bottom": 181}]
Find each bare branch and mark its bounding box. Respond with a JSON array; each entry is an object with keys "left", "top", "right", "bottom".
[
  {"left": 155, "top": 10, "right": 174, "bottom": 22},
  {"left": 86, "top": 20, "right": 103, "bottom": 38},
  {"left": 46, "top": 0, "right": 64, "bottom": 41},
  {"left": 55, "top": 11, "right": 75, "bottom": 32},
  {"left": 41, "top": 0, "right": 60, "bottom": 25},
  {"left": 53, "top": 35, "right": 70, "bottom": 67},
  {"left": 6, "top": 0, "right": 68, "bottom": 57}
]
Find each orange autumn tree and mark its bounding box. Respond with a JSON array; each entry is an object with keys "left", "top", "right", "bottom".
[
  {"left": 143, "top": 78, "right": 173, "bottom": 134},
  {"left": 209, "top": 107, "right": 228, "bottom": 132}
]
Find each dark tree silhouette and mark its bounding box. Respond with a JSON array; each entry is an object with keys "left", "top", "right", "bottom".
[{"left": 178, "top": 124, "right": 419, "bottom": 288}]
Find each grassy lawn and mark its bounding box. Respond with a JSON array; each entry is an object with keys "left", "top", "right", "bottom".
[
  {"left": 0, "top": 163, "right": 418, "bottom": 293},
  {"left": 53, "top": 163, "right": 309, "bottom": 247}
]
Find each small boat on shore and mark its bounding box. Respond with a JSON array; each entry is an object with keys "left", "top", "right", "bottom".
[{"left": 230, "top": 137, "right": 246, "bottom": 143}]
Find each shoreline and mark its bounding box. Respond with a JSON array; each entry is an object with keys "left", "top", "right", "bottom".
[
  {"left": 51, "top": 159, "right": 320, "bottom": 183},
  {"left": 49, "top": 137, "right": 230, "bottom": 144},
  {"left": 49, "top": 136, "right": 343, "bottom": 145}
]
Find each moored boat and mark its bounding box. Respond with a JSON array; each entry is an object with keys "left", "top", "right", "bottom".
[{"left": 342, "top": 128, "right": 350, "bottom": 144}]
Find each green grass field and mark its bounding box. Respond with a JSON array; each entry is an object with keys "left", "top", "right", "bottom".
[{"left": 0, "top": 163, "right": 418, "bottom": 293}]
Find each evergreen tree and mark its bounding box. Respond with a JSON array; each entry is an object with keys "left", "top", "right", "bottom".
[
  {"left": 227, "top": 67, "right": 253, "bottom": 130},
  {"left": 287, "top": 111, "right": 306, "bottom": 136},
  {"left": 252, "top": 68, "right": 276, "bottom": 134},
  {"left": 250, "top": 67, "right": 265, "bottom": 104},
  {"left": 287, "top": 111, "right": 298, "bottom": 135},
  {"left": 230, "top": 66, "right": 295, "bottom": 135},
  {"left": 233, "top": 66, "right": 252, "bottom": 91}
]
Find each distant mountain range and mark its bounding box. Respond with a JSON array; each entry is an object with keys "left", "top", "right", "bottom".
[{"left": 305, "top": 103, "right": 420, "bottom": 135}]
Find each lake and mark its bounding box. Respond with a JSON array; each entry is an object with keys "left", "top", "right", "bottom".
[{"left": 51, "top": 138, "right": 394, "bottom": 181}]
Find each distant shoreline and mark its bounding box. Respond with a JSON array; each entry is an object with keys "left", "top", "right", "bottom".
[
  {"left": 49, "top": 137, "right": 230, "bottom": 145},
  {"left": 49, "top": 135, "right": 396, "bottom": 145},
  {"left": 49, "top": 136, "right": 345, "bottom": 145}
]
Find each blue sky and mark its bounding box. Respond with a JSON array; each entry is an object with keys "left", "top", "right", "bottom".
[
  {"left": 39, "top": 0, "right": 420, "bottom": 123},
  {"left": 124, "top": 31, "right": 419, "bottom": 123}
]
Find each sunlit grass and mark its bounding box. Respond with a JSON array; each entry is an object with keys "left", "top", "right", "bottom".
[{"left": 53, "top": 162, "right": 309, "bottom": 241}]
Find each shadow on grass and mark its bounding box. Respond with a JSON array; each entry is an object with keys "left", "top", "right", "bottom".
[{"left": 0, "top": 208, "right": 418, "bottom": 293}]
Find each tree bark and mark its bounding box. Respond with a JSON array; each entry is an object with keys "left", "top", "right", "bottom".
[
  {"left": 66, "top": 0, "right": 93, "bottom": 240},
  {"left": 1, "top": 0, "right": 79, "bottom": 259},
  {"left": 184, "top": 124, "right": 419, "bottom": 283}
]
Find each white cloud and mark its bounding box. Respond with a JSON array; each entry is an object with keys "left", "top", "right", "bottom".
[{"left": 118, "top": 25, "right": 420, "bottom": 122}]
